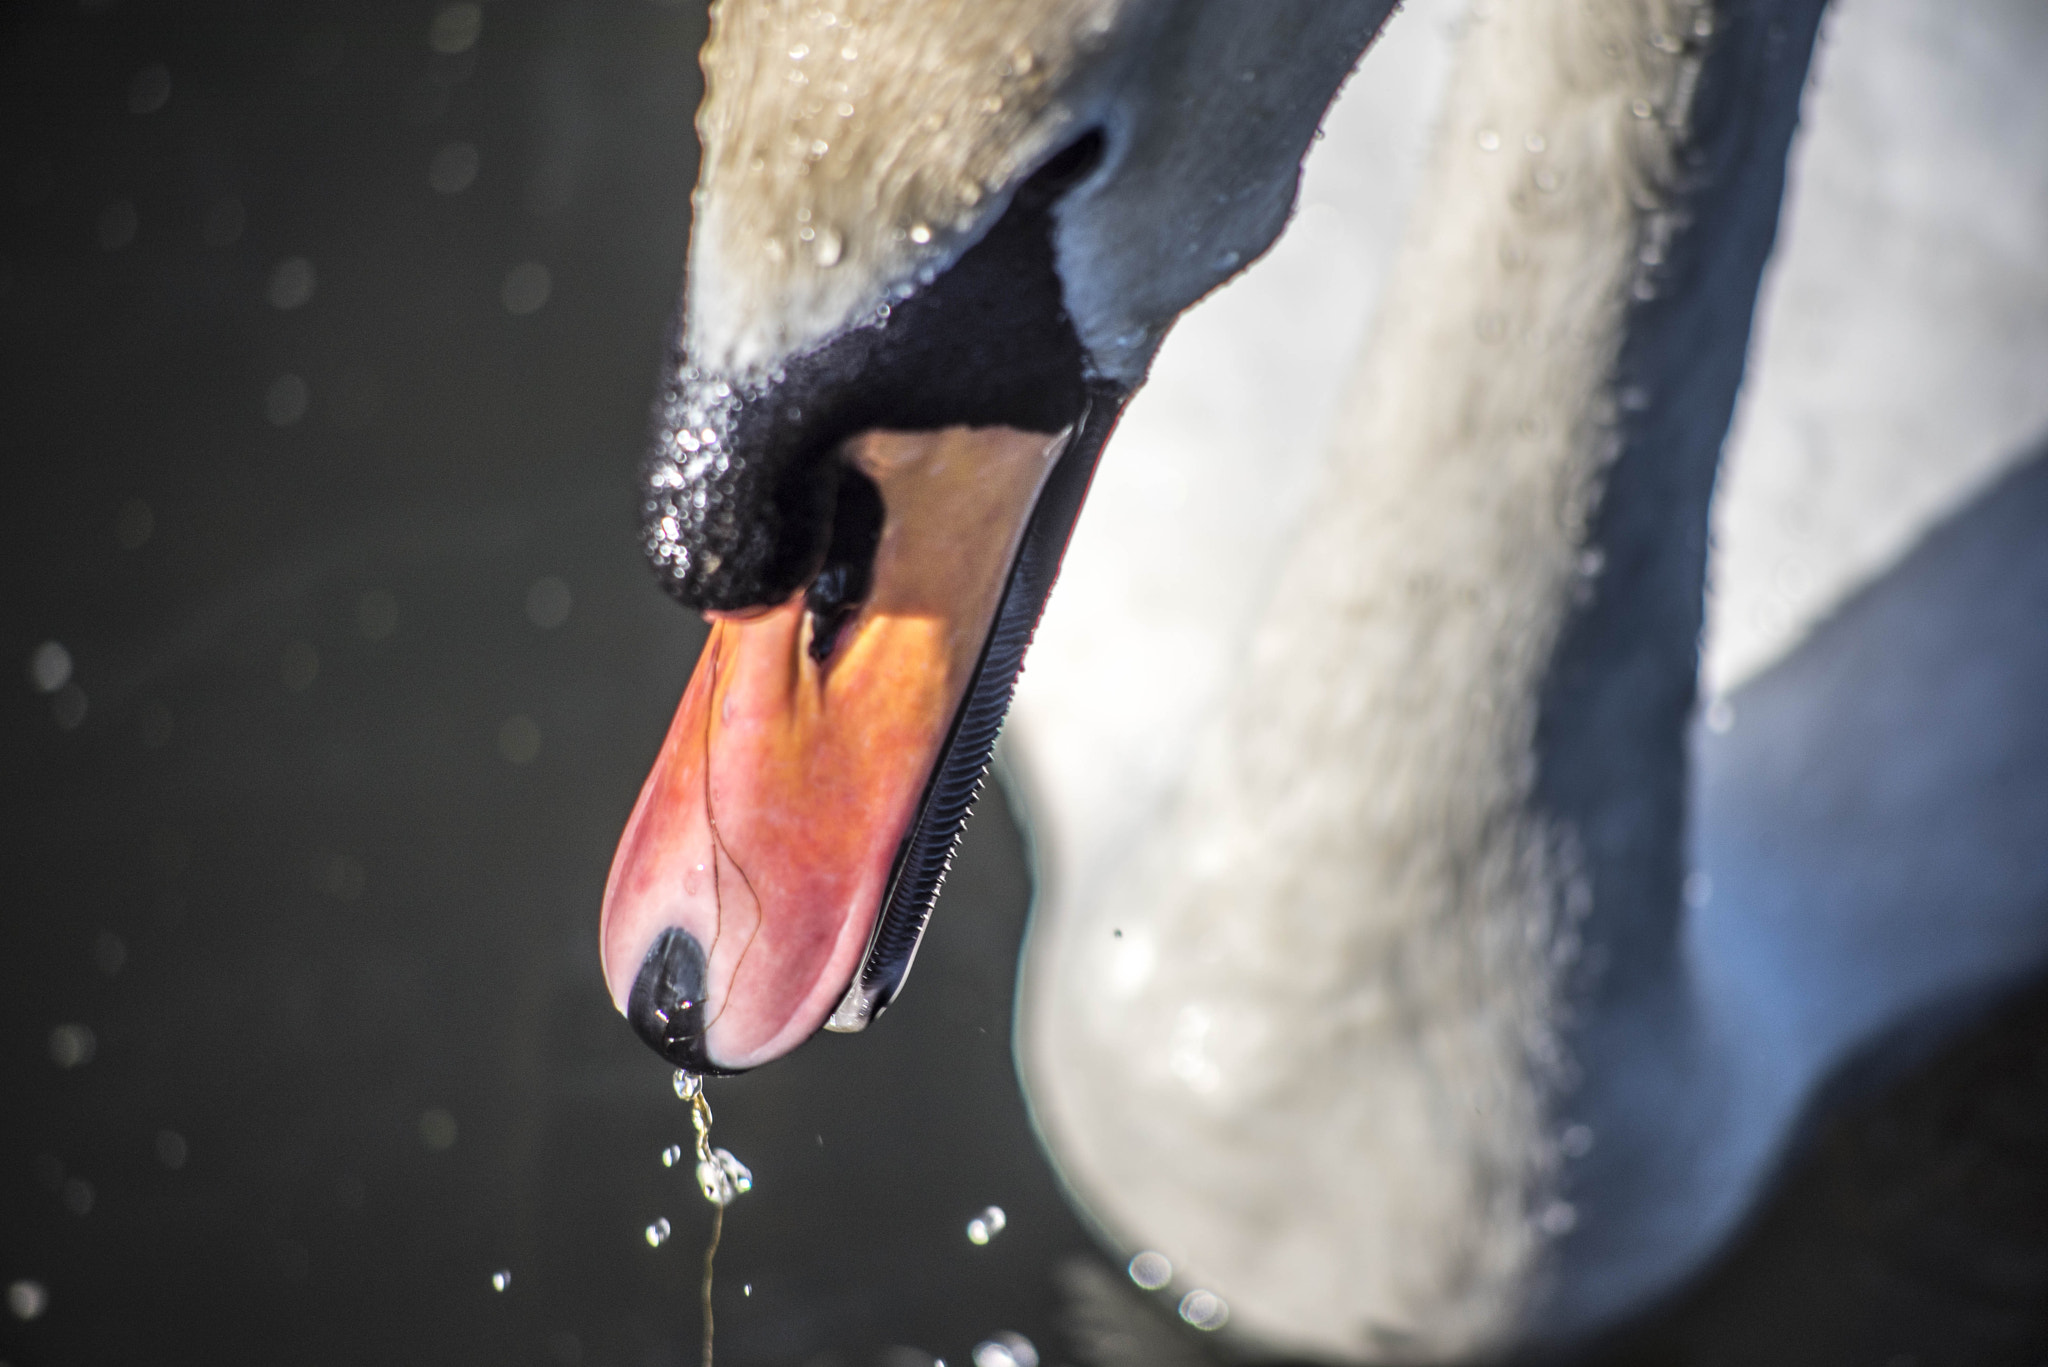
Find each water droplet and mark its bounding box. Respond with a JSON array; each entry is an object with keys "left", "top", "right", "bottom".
[
  {"left": 1127, "top": 1250, "right": 1172, "bottom": 1289},
  {"left": 28, "top": 641, "right": 72, "bottom": 694},
  {"left": 491, "top": 1269, "right": 511, "bottom": 1291},
  {"left": 501, "top": 261, "right": 552, "bottom": 315},
  {"left": 1476, "top": 128, "right": 1500, "bottom": 152},
  {"left": 812, "top": 228, "right": 842, "bottom": 267},
  {"left": 1538, "top": 1200, "right": 1578, "bottom": 1235},
  {"left": 645, "top": 1218, "right": 672, "bottom": 1247},
  {"left": 673, "top": 1070, "right": 702, "bottom": 1101},
  {"left": 497, "top": 715, "right": 541, "bottom": 765},
  {"left": 1177, "top": 1289, "right": 1229, "bottom": 1331},
  {"left": 908, "top": 222, "right": 932, "bottom": 244},
  {"left": 94, "top": 929, "right": 127, "bottom": 976},
  {"left": 696, "top": 1147, "right": 753, "bottom": 1205},
  {"left": 128, "top": 64, "right": 171, "bottom": 115},
  {"left": 972, "top": 1333, "right": 1039, "bottom": 1367},
  {"left": 525, "top": 576, "right": 572, "bottom": 629},
  {"left": 52, "top": 684, "right": 88, "bottom": 731},
  {"left": 7, "top": 1279, "right": 48, "bottom": 1321},
  {"left": 743, "top": 1283, "right": 752, "bottom": 1296},
  {"left": 788, "top": 42, "right": 810, "bottom": 59},
  {"left": 268, "top": 256, "right": 316, "bottom": 310},
  {"left": 1632, "top": 98, "right": 1654, "bottom": 119},
  {"left": 430, "top": 141, "right": 480, "bottom": 194},
  {"left": 964, "top": 1205, "right": 1006, "bottom": 1245},
  {"left": 48, "top": 1023, "right": 96, "bottom": 1068},
  {"left": 418, "top": 1108, "right": 458, "bottom": 1151},
  {"left": 661, "top": 1144, "right": 684, "bottom": 1168},
  {"left": 429, "top": 3, "right": 482, "bottom": 54},
  {"left": 266, "top": 374, "right": 310, "bottom": 426}
]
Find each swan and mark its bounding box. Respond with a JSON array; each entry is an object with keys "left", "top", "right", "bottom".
[{"left": 597, "top": 0, "right": 2048, "bottom": 1356}]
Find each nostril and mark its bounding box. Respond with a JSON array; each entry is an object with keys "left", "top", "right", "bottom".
[
  {"left": 804, "top": 463, "right": 885, "bottom": 663},
  {"left": 1021, "top": 128, "right": 1107, "bottom": 206}
]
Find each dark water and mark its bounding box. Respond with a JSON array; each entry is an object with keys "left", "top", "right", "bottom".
[{"left": 3, "top": 2, "right": 2045, "bottom": 1365}]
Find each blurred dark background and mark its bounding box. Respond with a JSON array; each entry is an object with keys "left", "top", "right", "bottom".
[
  {"left": 0, "top": 0, "right": 1111, "bottom": 1362},
  {"left": 2, "top": 2, "right": 2044, "bottom": 1365}
]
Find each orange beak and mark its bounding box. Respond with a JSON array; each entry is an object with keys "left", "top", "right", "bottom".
[{"left": 599, "top": 425, "right": 1071, "bottom": 1071}]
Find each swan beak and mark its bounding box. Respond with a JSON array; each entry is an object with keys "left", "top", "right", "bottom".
[{"left": 599, "top": 425, "right": 1069, "bottom": 1072}]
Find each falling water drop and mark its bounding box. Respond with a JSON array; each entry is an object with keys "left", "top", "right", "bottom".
[
  {"left": 7, "top": 1280, "right": 48, "bottom": 1321},
  {"left": 972, "top": 1333, "right": 1039, "bottom": 1367},
  {"left": 697, "top": 1149, "right": 754, "bottom": 1206},
  {"left": 964, "top": 1205, "right": 1007, "bottom": 1245},
  {"left": 661, "top": 1144, "right": 684, "bottom": 1168},
  {"left": 1127, "top": 1250, "right": 1173, "bottom": 1290},
  {"left": 645, "top": 1218, "right": 672, "bottom": 1247},
  {"left": 1177, "top": 1289, "right": 1229, "bottom": 1331},
  {"left": 491, "top": 1269, "right": 511, "bottom": 1291}
]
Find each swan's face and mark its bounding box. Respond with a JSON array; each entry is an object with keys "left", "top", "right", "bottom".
[{"left": 600, "top": 0, "right": 1397, "bottom": 1071}]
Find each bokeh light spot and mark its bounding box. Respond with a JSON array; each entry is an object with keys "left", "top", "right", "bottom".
[
  {"left": 430, "top": 141, "right": 480, "bottom": 194},
  {"left": 266, "top": 374, "right": 310, "bottom": 426},
  {"left": 128, "top": 64, "right": 172, "bottom": 114},
  {"left": 501, "top": 261, "right": 552, "bottom": 315},
  {"left": 525, "top": 576, "right": 572, "bottom": 629},
  {"left": 268, "top": 256, "right": 317, "bottom": 310},
  {"left": 498, "top": 715, "right": 541, "bottom": 765}
]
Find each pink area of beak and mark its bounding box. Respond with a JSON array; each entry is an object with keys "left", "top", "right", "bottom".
[{"left": 600, "top": 426, "right": 1067, "bottom": 1069}]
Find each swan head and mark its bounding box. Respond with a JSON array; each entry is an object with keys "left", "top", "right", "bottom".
[{"left": 599, "top": 0, "right": 1396, "bottom": 1072}]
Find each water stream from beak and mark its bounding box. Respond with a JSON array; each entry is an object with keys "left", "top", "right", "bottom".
[{"left": 673, "top": 1069, "right": 753, "bottom": 1367}]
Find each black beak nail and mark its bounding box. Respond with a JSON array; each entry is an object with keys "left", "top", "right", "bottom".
[{"left": 627, "top": 928, "right": 731, "bottom": 1074}]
